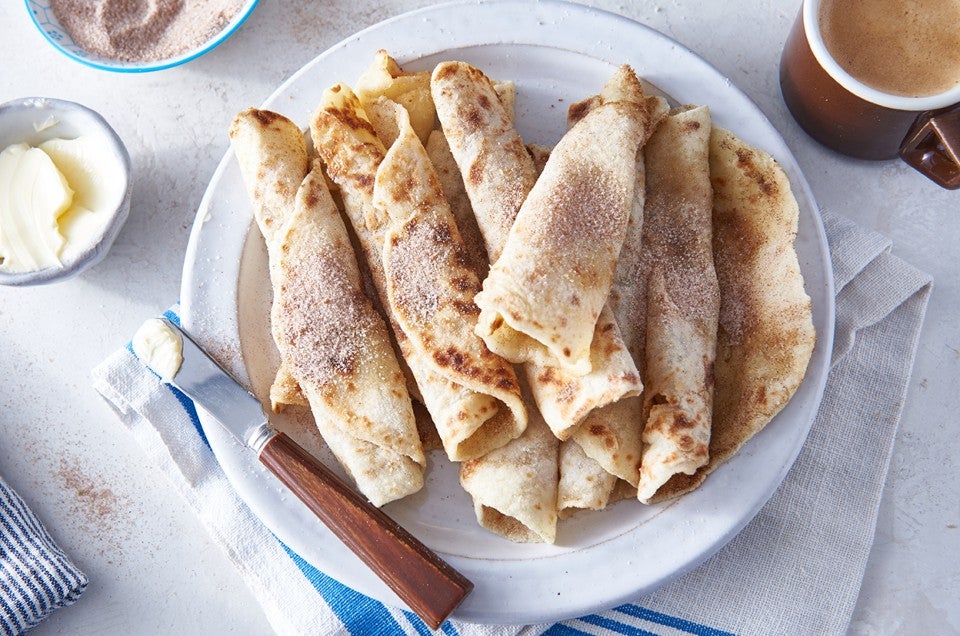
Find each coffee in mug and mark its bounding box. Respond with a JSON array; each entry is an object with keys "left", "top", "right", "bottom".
[{"left": 780, "top": 0, "right": 960, "bottom": 189}]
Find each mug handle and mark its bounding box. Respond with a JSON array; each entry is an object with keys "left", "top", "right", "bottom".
[{"left": 899, "top": 105, "right": 960, "bottom": 190}]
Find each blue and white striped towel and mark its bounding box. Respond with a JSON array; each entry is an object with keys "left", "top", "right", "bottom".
[
  {"left": 0, "top": 477, "right": 87, "bottom": 636},
  {"left": 92, "top": 211, "right": 931, "bottom": 635}
]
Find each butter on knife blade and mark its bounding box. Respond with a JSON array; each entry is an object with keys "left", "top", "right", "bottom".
[{"left": 129, "top": 317, "right": 473, "bottom": 629}]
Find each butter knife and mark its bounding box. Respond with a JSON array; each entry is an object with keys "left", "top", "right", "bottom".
[{"left": 141, "top": 317, "right": 472, "bottom": 629}]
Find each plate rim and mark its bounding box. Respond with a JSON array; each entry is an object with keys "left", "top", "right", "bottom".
[{"left": 181, "top": 0, "right": 836, "bottom": 624}]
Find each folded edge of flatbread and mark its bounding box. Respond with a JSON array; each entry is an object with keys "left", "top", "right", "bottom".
[
  {"left": 556, "top": 438, "right": 618, "bottom": 518},
  {"left": 648, "top": 126, "right": 816, "bottom": 503},
  {"left": 460, "top": 396, "right": 560, "bottom": 543},
  {"left": 229, "top": 109, "right": 424, "bottom": 506}
]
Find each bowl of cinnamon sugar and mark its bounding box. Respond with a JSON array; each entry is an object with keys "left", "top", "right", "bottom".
[{"left": 26, "top": 0, "right": 259, "bottom": 72}]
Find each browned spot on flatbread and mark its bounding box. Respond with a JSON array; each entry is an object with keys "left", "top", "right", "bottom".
[
  {"left": 537, "top": 367, "right": 557, "bottom": 385},
  {"left": 670, "top": 412, "right": 696, "bottom": 431},
  {"left": 586, "top": 423, "right": 617, "bottom": 450},
  {"left": 433, "top": 63, "right": 458, "bottom": 81},
  {"left": 463, "top": 108, "right": 484, "bottom": 132},
  {"left": 354, "top": 172, "right": 374, "bottom": 193},
  {"left": 251, "top": 109, "right": 284, "bottom": 127},
  {"left": 431, "top": 222, "right": 453, "bottom": 245},
  {"left": 451, "top": 276, "right": 480, "bottom": 294},
  {"left": 323, "top": 101, "right": 379, "bottom": 139},
  {"left": 568, "top": 95, "right": 602, "bottom": 125},
  {"left": 434, "top": 346, "right": 465, "bottom": 370},
  {"left": 735, "top": 147, "right": 778, "bottom": 197},
  {"left": 467, "top": 150, "right": 487, "bottom": 187},
  {"left": 453, "top": 300, "right": 481, "bottom": 315},
  {"left": 459, "top": 458, "right": 479, "bottom": 481}
]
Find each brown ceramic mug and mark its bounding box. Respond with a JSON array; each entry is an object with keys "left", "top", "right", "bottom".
[{"left": 780, "top": 0, "right": 960, "bottom": 189}]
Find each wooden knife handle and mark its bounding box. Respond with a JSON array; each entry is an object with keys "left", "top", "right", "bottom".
[{"left": 258, "top": 432, "right": 472, "bottom": 629}]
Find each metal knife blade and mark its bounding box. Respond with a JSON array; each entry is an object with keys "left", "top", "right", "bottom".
[{"left": 160, "top": 318, "right": 273, "bottom": 452}]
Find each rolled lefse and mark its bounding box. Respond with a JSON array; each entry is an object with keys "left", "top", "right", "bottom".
[
  {"left": 567, "top": 154, "right": 648, "bottom": 493},
  {"left": 557, "top": 76, "right": 669, "bottom": 505},
  {"left": 229, "top": 109, "right": 424, "bottom": 506},
  {"left": 311, "top": 84, "right": 527, "bottom": 462},
  {"left": 425, "top": 63, "right": 553, "bottom": 542},
  {"left": 224, "top": 108, "right": 309, "bottom": 413},
  {"left": 425, "top": 78, "right": 519, "bottom": 280},
  {"left": 633, "top": 106, "right": 720, "bottom": 504},
  {"left": 373, "top": 99, "right": 528, "bottom": 458},
  {"left": 648, "top": 127, "right": 815, "bottom": 503},
  {"left": 430, "top": 61, "right": 540, "bottom": 265},
  {"left": 460, "top": 395, "right": 559, "bottom": 543},
  {"left": 432, "top": 62, "right": 653, "bottom": 444},
  {"left": 470, "top": 67, "right": 660, "bottom": 376}
]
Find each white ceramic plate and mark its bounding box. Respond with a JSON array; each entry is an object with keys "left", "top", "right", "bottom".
[{"left": 181, "top": 0, "right": 834, "bottom": 625}]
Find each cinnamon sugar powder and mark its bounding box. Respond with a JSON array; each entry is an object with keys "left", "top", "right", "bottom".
[{"left": 51, "top": 0, "right": 246, "bottom": 63}]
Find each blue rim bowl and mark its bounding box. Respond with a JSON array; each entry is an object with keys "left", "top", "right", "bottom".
[{"left": 24, "top": 0, "right": 259, "bottom": 73}]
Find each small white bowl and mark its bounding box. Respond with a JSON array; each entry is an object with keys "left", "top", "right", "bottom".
[
  {"left": 0, "top": 97, "right": 132, "bottom": 286},
  {"left": 25, "top": 0, "right": 259, "bottom": 73}
]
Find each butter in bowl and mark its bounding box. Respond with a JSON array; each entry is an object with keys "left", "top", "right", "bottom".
[{"left": 0, "top": 97, "right": 131, "bottom": 286}]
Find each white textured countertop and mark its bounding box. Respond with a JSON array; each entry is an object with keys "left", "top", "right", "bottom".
[{"left": 1, "top": 1, "right": 957, "bottom": 633}]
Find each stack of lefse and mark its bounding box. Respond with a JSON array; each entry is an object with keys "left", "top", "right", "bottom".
[{"left": 228, "top": 51, "right": 816, "bottom": 545}]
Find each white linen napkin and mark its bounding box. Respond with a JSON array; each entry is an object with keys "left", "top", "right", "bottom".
[
  {"left": 0, "top": 477, "right": 88, "bottom": 635},
  {"left": 91, "top": 210, "right": 931, "bottom": 635}
]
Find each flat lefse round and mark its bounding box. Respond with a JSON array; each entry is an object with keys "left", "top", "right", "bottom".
[{"left": 649, "top": 126, "right": 816, "bottom": 503}]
